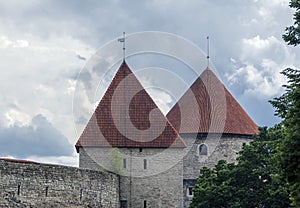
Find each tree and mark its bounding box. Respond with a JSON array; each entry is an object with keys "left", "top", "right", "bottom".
[
  {"left": 110, "top": 147, "right": 124, "bottom": 175},
  {"left": 190, "top": 126, "right": 291, "bottom": 208},
  {"left": 283, "top": 0, "right": 300, "bottom": 46},
  {"left": 270, "top": 68, "right": 300, "bottom": 207}
]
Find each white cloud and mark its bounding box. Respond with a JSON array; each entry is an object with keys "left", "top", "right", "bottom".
[
  {"left": 146, "top": 88, "right": 173, "bottom": 115},
  {"left": 4, "top": 109, "right": 31, "bottom": 127},
  {"left": 255, "top": 0, "right": 289, "bottom": 7},
  {"left": 227, "top": 62, "right": 286, "bottom": 99},
  {"left": 228, "top": 34, "right": 297, "bottom": 100},
  {"left": 242, "top": 35, "right": 278, "bottom": 50},
  {"left": 0, "top": 36, "right": 29, "bottom": 48}
]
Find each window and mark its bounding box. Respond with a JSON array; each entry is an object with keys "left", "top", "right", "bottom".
[
  {"left": 80, "top": 188, "right": 83, "bottom": 201},
  {"left": 45, "top": 186, "right": 48, "bottom": 197},
  {"left": 123, "top": 158, "right": 126, "bottom": 169},
  {"left": 187, "top": 187, "right": 193, "bottom": 197},
  {"left": 120, "top": 200, "right": 127, "bottom": 208},
  {"left": 139, "top": 148, "right": 143, "bottom": 152},
  {"left": 199, "top": 144, "right": 208, "bottom": 155},
  {"left": 144, "top": 200, "right": 147, "bottom": 208},
  {"left": 143, "top": 159, "right": 147, "bottom": 169},
  {"left": 17, "top": 184, "right": 21, "bottom": 195}
]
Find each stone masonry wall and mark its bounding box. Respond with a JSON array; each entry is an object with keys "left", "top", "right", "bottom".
[
  {"left": 182, "top": 133, "right": 252, "bottom": 179},
  {"left": 79, "top": 147, "right": 184, "bottom": 208},
  {"left": 181, "top": 133, "right": 253, "bottom": 208},
  {"left": 0, "top": 159, "right": 119, "bottom": 208}
]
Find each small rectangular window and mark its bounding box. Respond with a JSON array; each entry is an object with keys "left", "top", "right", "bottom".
[
  {"left": 139, "top": 148, "right": 143, "bottom": 152},
  {"left": 120, "top": 200, "right": 127, "bottom": 208},
  {"left": 123, "top": 158, "right": 126, "bottom": 169},
  {"left": 144, "top": 200, "right": 147, "bottom": 208},
  {"left": 187, "top": 187, "right": 193, "bottom": 197},
  {"left": 143, "top": 159, "right": 147, "bottom": 169},
  {"left": 45, "top": 186, "right": 48, "bottom": 197}
]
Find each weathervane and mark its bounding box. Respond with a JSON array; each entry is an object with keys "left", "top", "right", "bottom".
[
  {"left": 118, "top": 32, "right": 126, "bottom": 61},
  {"left": 207, "top": 36, "right": 210, "bottom": 68}
]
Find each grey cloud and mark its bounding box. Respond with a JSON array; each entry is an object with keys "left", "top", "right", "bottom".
[
  {"left": 0, "top": 0, "right": 298, "bottom": 144},
  {"left": 75, "top": 70, "right": 92, "bottom": 89},
  {"left": 75, "top": 116, "right": 88, "bottom": 126},
  {"left": 0, "top": 114, "right": 73, "bottom": 158}
]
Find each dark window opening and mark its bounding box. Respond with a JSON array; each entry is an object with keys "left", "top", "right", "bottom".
[
  {"left": 199, "top": 144, "right": 208, "bottom": 155},
  {"left": 143, "top": 159, "right": 147, "bottom": 169},
  {"left": 120, "top": 200, "right": 127, "bottom": 208},
  {"left": 17, "top": 184, "right": 20, "bottom": 195},
  {"left": 139, "top": 148, "right": 143, "bottom": 152},
  {"left": 144, "top": 200, "right": 147, "bottom": 208},
  {"left": 187, "top": 187, "right": 193, "bottom": 197},
  {"left": 45, "top": 186, "right": 48, "bottom": 197},
  {"left": 123, "top": 158, "right": 126, "bottom": 169},
  {"left": 80, "top": 188, "right": 83, "bottom": 201}
]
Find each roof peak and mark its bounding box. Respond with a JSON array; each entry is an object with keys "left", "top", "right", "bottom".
[
  {"left": 76, "top": 62, "right": 186, "bottom": 151},
  {"left": 167, "top": 67, "right": 258, "bottom": 135}
]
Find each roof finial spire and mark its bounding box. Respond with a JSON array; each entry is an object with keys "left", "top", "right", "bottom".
[
  {"left": 118, "top": 32, "right": 126, "bottom": 61},
  {"left": 206, "top": 36, "right": 210, "bottom": 68}
]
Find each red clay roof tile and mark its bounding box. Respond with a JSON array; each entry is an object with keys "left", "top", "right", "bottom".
[
  {"left": 167, "top": 68, "right": 259, "bottom": 135},
  {"left": 75, "top": 61, "right": 186, "bottom": 152}
]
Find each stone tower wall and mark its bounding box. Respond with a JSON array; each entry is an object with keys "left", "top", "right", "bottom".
[
  {"left": 0, "top": 159, "right": 119, "bottom": 208},
  {"left": 79, "top": 147, "right": 184, "bottom": 208},
  {"left": 181, "top": 133, "right": 253, "bottom": 208}
]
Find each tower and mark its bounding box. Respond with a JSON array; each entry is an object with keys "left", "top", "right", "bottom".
[
  {"left": 167, "top": 67, "right": 259, "bottom": 207},
  {"left": 75, "top": 61, "right": 186, "bottom": 207}
]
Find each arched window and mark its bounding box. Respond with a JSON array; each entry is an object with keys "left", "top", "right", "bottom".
[{"left": 199, "top": 144, "right": 208, "bottom": 155}]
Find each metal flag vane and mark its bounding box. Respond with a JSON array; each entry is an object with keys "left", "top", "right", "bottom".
[
  {"left": 118, "top": 32, "right": 126, "bottom": 61},
  {"left": 207, "top": 36, "right": 210, "bottom": 68}
]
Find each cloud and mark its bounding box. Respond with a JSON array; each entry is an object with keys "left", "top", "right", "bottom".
[
  {"left": 226, "top": 35, "right": 295, "bottom": 99},
  {"left": 226, "top": 61, "right": 286, "bottom": 99},
  {"left": 0, "top": 36, "right": 29, "bottom": 48},
  {"left": 0, "top": 0, "right": 299, "bottom": 163},
  {"left": 0, "top": 114, "right": 74, "bottom": 158}
]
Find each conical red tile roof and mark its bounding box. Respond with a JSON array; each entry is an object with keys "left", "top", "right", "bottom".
[
  {"left": 75, "top": 61, "right": 186, "bottom": 152},
  {"left": 167, "top": 68, "right": 259, "bottom": 135}
]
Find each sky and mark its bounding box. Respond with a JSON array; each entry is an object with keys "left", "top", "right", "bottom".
[{"left": 0, "top": 0, "right": 299, "bottom": 166}]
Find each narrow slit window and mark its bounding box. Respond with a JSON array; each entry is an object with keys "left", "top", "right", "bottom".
[
  {"left": 80, "top": 188, "right": 83, "bottom": 201},
  {"left": 144, "top": 200, "right": 147, "bottom": 208},
  {"left": 45, "top": 186, "right": 48, "bottom": 197},
  {"left": 123, "top": 158, "right": 126, "bottom": 169},
  {"left": 143, "top": 159, "right": 147, "bottom": 169},
  {"left": 17, "top": 184, "right": 21, "bottom": 195}
]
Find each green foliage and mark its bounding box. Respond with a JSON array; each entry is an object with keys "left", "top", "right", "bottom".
[
  {"left": 192, "top": 3, "right": 300, "bottom": 206},
  {"left": 283, "top": 0, "right": 300, "bottom": 46},
  {"left": 190, "top": 127, "right": 291, "bottom": 208},
  {"left": 279, "top": 1, "right": 300, "bottom": 205},
  {"left": 110, "top": 147, "right": 124, "bottom": 175},
  {"left": 270, "top": 68, "right": 300, "bottom": 207}
]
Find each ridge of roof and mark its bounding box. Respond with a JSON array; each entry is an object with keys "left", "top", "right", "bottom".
[
  {"left": 167, "top": 68, "right": 259, "bottom": 135},
  {"left": 75, "top": 61, "right": 186, "bottom": 152}
]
